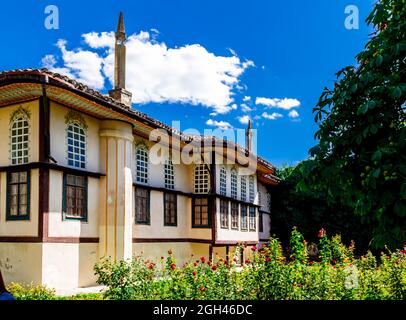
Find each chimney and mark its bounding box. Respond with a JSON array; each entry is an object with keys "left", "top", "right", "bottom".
[{"left": 108, "top": 12, "right": 132, "bottom": 107}]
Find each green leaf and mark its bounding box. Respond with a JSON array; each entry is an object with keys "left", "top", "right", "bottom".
[
  {"left": 373, "top": 168, "right": 381, "bottom": 178},
  {"left": 391, "top": 86, "right": 402, "bottom": 99},
  {"left": 371, "top": 150, "right": 382, "bottom": 161},
  {"left": 376, "top": 54, "right": 383, "bottom": 66}
]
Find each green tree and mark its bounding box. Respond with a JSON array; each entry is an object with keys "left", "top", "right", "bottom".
[{"left": 304, "top": 0, "right": 405, "bottom": 249}]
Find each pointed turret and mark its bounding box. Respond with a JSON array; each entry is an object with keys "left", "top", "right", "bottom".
[
  {"left": 246, "top": 120, "right": 254, "bottom": 153},
  {"left": 108, "top": 12, "right": 132, "bottom": 107}
]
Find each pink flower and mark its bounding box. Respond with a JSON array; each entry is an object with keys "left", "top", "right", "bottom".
[
  {"left": 170, "top": 263, "right": 176, "bottom": 270},
  {"left": 318, "top": 228, "right": 326, "bottom": 238},
  {"left": 251, "top": 246, "right": 257, "bottom": 251}
]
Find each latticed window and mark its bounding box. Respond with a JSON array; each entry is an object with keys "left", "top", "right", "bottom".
[
  {"left": 240, "top": 176, "right": 247, "bottom": 202},
  {"left": 230, "top": 169, "right": 238, "bottom": 199},
  {"left": 164, "top": 158, "right": 175, "bottom": 189},
  {"left": 192, "top": 198, "right": 210, "bottom": 227},
  {"left": 164, "top": 193, "right": 177, "bottom": 226},
  {"left": 67, "top": 122, "right": 86, "bottom": 168},
  {"left": 63, "top": 174, "right": 87, "bottom": 220},
  {"left": 220, "top": 199, "right": 229, "bottom": 229},
  {"left": 194, "top": 164, "right": 210, "bottom": 194},
  {"left": 7, "top": 171, "right": 30, "bottom": 220},
  {"left": 249, "top": 176, "right": 255, "bottom": 203},
  {"left": 10, "top": 115, "right": 29, "bottom": 165},
  {"left": 249, "top": 207, "right": 256, "bottom": 231},
  {"left": 135, "top": 187, "right": 150, "bottom": 224},
  {"left": 231, "top": 202, "right": 239, "bottom": 229},
  {"left": 241, "top": 205, "right": 248, "bottom": 230},
  {"left": 219, "top": 167, "right": 227, "bottom": 196},
  {"left": 136, "top": 146, "right": 149, "bottom": 184}
]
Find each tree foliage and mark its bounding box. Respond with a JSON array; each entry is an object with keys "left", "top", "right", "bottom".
[{"left": 300, "top": 0, "right": 406, "bottom": 249}]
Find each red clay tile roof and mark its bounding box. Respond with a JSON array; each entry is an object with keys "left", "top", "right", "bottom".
[{"left": 0, "top": 68, "right": 277, "bottom": 174}]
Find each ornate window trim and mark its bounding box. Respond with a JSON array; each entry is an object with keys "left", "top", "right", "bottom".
[
  {"left": 194, "top": 164, "right": 210, "bottom": 194},
  {"left": 219, "top": 166, "right": 227, "bottom": 196},
  {"left": 164, "top": 157, "right": 175, "bottom": 190},
  {"left": 65, "top": 111, "right": 88, "bottom": 169},
  {"left": 230, "top": 168, "right": 238, "bottom": 199},
  {"left": 135, "top": 143, "right": 149, "bottom": 184},
  {"left": 9, "top": 107, "right": 31, "bottom": 165}
]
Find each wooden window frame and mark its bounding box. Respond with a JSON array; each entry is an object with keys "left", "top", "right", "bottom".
[
  {"left": 240, "top": 204, "right": 248, "bottom": 231},
  {"left": 220, "top": 199, "right": 229, "bottom": 229},
  {"left": 135, "top": 187, "right": 150, "bottom": 225},
  {"left": 249, "top": 206, "right": 256, "bottom": 231},
  {"left": 259, "top": 211, "right": 264, "bottom": 232},
  {"left": 10, "top": 116, "right": 29, "bottom": 165},
  {"left": 231, "top": 201, "right": 239, "bottom": 230},
  {"left": 67, "top": 122, "right": 86, "bottom": 169},
  {"left": 164, "top": 192, "right": 177, "bottom": 226},
  {"left": 135, "top": 146, "right": 149, "bottom": 184},
  {"left": 192, "top": 197, "right": 211, "bottom": 228},
  {"left": 6, "top": 170, "right": 30, "bottom": 221},
  {"left": 62, "top": 173, "right": 88, "bottom": 221}
]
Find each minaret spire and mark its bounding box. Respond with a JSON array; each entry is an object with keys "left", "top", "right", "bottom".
[
  {"left": 246, "top": 120, "right": 254, "bottom": 153},
  {"left": 108, "top": 12, "right": 132, "bottom": 107}
]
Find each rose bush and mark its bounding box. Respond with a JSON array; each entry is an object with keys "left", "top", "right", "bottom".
[{"left": 94, "top": 229, "right": 406, "bottom": 300}]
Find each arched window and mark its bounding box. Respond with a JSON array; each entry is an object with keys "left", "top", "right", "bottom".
[
  {"left": 194, "top": 164, "right": 210, "bottom": 194},
  {"left": 10, "top": 112, "right": 29, "bottom": 165},
  {"left": 249, "top": 176, "right": 255, "bottom": 203},
  {"left": 67, "top": 121, "right": 86, "bottom": 169},
  {"left": 240, "top": 175, "right": 247, "bottom": 201},
  {"left": 230, "top": 169, "right": 237, "bottom": 199},
  {"left": 164, "top": 158, "right": 174, "bottom": 189},
  {"left": 136, "top": 146, "right": 149, "bottom": 184},
  {"left": 219, "top": 167, "right": 227, "bottom": 196}
]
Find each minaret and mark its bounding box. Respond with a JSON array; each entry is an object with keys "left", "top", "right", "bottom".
[
  {"left": 246, "top": 120, "right": 254, "bottom": 153},
  {"left": 108, "top": 12, "right": 132, "bottom": 107}
]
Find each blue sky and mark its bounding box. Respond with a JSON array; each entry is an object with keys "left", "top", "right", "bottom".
[{"left": 0, "top": 0, "right": 375, "bottom": 167}]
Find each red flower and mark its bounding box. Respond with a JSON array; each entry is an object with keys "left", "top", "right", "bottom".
[
  {"left": 332, "top": 259, "right": 337, "bottom": 265},
  {"left": 160, "top": 256, "right": 164, "bottom": 260},
  {"left": 170, "top": 263, "right": 176, "bottom": 270},
  {"left": 193, "top": 262, "right": 198, "bottom": 267},
  {"left": 200, "top": 256, "right": 206, "bottom": 263},
  {"left": 251, "top": 246, "right": 257, "bottom": 251},
  {"left": 148, "top": 263, "right": 155, "bottom": 270},
  {"left": 211, "top": 265, "right": 217, "bottom": 271},
  {"left": 200, "top": 286, "right": 206, "bottom": 292},
  {"left": 192, "top": 271, "right": 197, "bottom": 276},
  {"left": 233, "top": 257, "right": 238, "bottom": 262},
  {"left": 245, "top": 259, "right": 251, "bottom": 264},
  {"left": 318, "top": 228, "right": 326, "bottom": 238},
  {"left": 266, "top": 257, "right": 271, "bottom": 263},
  {"left": 168, "top": 249, "right": 173, "bottom": 255},
  {"left": 309, "top": 261, "right": 314, "bottom": 265}
]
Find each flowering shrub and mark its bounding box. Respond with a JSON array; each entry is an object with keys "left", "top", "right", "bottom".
[{"left": 94, "top": 229, "right": 406, "bottom": 300}]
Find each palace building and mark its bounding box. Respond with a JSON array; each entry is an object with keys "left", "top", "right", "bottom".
[{"left": 0, "top": 13, "right": 278, "bottom": 291}]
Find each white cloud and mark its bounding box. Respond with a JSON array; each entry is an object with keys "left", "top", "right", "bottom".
[
  {"left": 262, "top": 112, "right": 283, "bottom": 120},
  {"left": 240, "top": 103, "right": 253, "bottom": 112},
  {"left": 237, "top": 115, "right": 251, "bottom": 124},
  {"left": 243, "top": 96, "right": 251, "bottom": 102},
  {"left": 43, "top": 40, "right": 105, "bottom": 89},
  {"left": 43, "top": 31, "right": 254, "bottom": 114},
  {"left": 206, "top": 119, "right": 232, "bottom": 130},
  {"left": 255, "top": 97, "right": 301, "bottom": 110},
  {"left": 288, "top": 109, "right": 299, "bottom": 118}
]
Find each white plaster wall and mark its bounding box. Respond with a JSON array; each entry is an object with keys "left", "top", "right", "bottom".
[
  {"left": 258, "top": 182, "right": 271, "bottom": 213},
  {"left": 78, "top": 243, "right": 98, "bottom": 287},
  {"left": 0, "top": 169, "right": 39, "bottom": 237},
  {"left": 49, "top": 101, "right": 100, "bottom": 173},
  {"left": 42, "top": 243, "right": 79, "bottom": 290},
  {"left": 0, "top": 243, "right": 43, "bottom": 285},
  {"left": 133, "top": 242, "right": 210, "bottom": 266},
  {"left": 47, "top": 170, "right": 99, "bottom": 238},
  {"left": 259, "top": 212, "right": 271, "bottom": 241},
  {"left": 132, "top": 190, "right": 211, "bottom": 240},
  {"left": 0, "top": 100, "right": 39, "bottom": 166}
]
